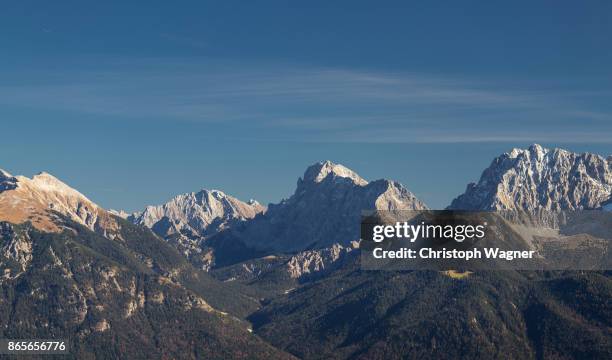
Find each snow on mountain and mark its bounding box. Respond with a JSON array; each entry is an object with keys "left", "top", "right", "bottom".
[
  {"left": 302, "top": 161, "right": 368, "bottom": 186},
  {"left": 131, "top": 189, "right": 265, "bottom": 238},
  {"left": 127, "top": 189, "right": 265, "bottom": 270},
  {"left": 212, "top": 160, "right": 428, "bottom": 254},
  {"left": 448, "top": 144, "right": 612, "bottom": 211},
  {"left": 0, "top": 169, "right": 119, "bottom": 236}
]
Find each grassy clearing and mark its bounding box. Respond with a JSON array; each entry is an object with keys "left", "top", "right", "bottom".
[{"left": 442, "top": 270, "right": 473, "bottom": 279}]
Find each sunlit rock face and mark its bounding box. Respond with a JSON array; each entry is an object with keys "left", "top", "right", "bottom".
[
  {"left": 449, "top": 144, "right": 612, "bottom": 211},
  {"left": 0, "top": 168, "right": 118, "bottom": 237},
  {"left": 129, "top": 189, "right": 265, "bottom": 270},
  {"left": 131, "top": 189, "right": 265, "bottom": 238},
  {"left": 214, "top": 160, "right": 428, "bottom": 253}
]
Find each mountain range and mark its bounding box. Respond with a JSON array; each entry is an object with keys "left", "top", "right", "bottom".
[
  {"left": 449, "top": 144, "right": 612, "bottom": 211},
  {"left": 0, "top": 144, "right": 611, "bottom": 359},
  {"left": 0, "top": 168, "right": 292, "bottom": 358},
  {"left": 127, "top": 189, "right": 264, "bottom": 270}
]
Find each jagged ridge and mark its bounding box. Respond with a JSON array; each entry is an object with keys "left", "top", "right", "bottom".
[
  {"left": 210, "top": 160, "right": 427, "bottom": 257},
  {"left": 449, "top": 144, "right": 612, "bottom": 211},
  {"left": 131, "top": 189, "right": 264, "bottom": 238}
]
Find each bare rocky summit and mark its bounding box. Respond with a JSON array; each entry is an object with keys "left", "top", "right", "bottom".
[
  {"left": 0, "top": 168, "right": 119, "bottom": 237},
  {"left": 129, "top": 161, "right": 426, "bottom": 268},
  {"left": 449, "top": 144, "right": 612, "bottom": 211},
  {"left": 212, "top": 160, "right": 427, "bottom": 254},
  {"left": 127, "top": 189, "right": 264, "bottom": 270},
  {"left": 131, "top": 189, "right": 265, "bottom": 238}
]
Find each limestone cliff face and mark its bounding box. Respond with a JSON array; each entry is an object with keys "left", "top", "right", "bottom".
[
  {"left": 286, "top": 241, "right": 359, "bottom": 279},
  {"left": 449, "top": 144, "right": 612, "bottom": 211},
  {"left": 127, "top": 189, "right": 264, "bottom": 270},
  {"left": 131, "top": 189, "right": 264, "bottom": 238},
  {"left": 0, "top": 223, "right": 32, "bottom": 278},
  {"left": 215, "top": 160, "right": 427, "bottom": 253}
]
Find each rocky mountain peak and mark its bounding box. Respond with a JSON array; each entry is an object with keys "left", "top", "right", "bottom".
[
  {"left": 301, "top": 160, "right": 368, "bottom": 187},
  {"left": 373, "top": 180, "right": 425, "bottom": 210},
  {"left": 28, "top": 171, "right": 92, "bottom": 201},
  {"left": 214, "top": 161, "right": 427, "bottom": 254},
  {"left": 449, "top": 144, "right": 612, "bottom": 211},
  {"left": 132, "top": 188, "right": 265, "bottom": 238},
  {"left": 511, "top": 143, "right": 547, "bottom": 158},
  {"left": 0, "top": 168, "right": 118, "bottom": 235}
]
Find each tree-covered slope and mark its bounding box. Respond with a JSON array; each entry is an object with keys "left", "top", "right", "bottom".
[
  {"left": 249, "top": 256, "right": 611, "bottom": 359},
  {"left": 0, "top": 218, "right": 293, "bottom": 359}
]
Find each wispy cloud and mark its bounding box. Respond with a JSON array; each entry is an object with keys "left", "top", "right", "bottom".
[{"left": 0, "top": 58, "right": 610, "bottom": 143}]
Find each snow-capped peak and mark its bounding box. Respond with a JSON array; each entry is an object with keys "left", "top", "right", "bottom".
[
  {"left": 220, "top": 161, "right": 427, "bottom": 253},
  {"left": 0, "top": 168, "right": 116, "bottom": 234},
  {"left": 132, "top": 188, "right": 265, "bottom": 238},
  {"left": 24, "top": 172, "right": 95, "bottom": 203},
  {"left": 302, "top": 160, "right": 368, "bottom": 186},
  {"left": 449, "top": 144, "right": 612, "bottom": 211},
  {"left": 508, "top": 143, "right": 549, "bottom": 160}
]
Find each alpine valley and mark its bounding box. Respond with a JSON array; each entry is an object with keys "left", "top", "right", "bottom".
[{"left": 0, "top": 144, "right": 610, "bottom": 359}]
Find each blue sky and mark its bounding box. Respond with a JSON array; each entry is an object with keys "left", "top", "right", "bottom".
[{"left": 1, "top": 1, "right": 611, "bottom": 210}]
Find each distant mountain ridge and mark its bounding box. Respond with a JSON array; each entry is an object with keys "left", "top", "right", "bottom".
[
  {"left": 124, "top": 189, "right": 264, "bottom": 270},
  {"left": 1, "top": 146, "right": 612, "bottom": 359},
  {"left": 449, "top": 144, "right": 612, "bottom": 211},
  {"left": 130, "top": 189, "right": 264, "bottom": 238},
  {"left": 118, "top": 160, "right": 426, "bottom": 269},
  {"left": 209, "top": 160, "right": 427, "bottom": 259},
  {"left": 245, "top": 147, "right": 612, "bottom": 360},
  {"left": 0, "top": 168, "right": 120, "bottom": 238},
  {"left": 0, "top": 171, "right": 293, "bottom": 358}
]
